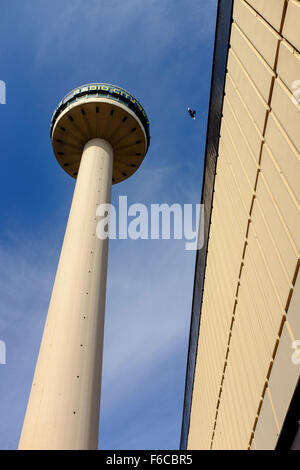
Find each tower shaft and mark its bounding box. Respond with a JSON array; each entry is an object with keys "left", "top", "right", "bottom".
[{"left": 19, "top": 138, "right": 113, "bottom": 450}]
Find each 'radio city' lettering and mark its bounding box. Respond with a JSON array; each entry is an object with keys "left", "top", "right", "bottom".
[
  {"left": 70, "top": 84, "right": 142, "bottom": 108},
  {"left": 51, "top": 83, "right": 150, "bottom": 133}
]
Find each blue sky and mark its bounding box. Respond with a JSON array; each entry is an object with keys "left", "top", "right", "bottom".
[{"left": 0, "top": 0, "right": 217, "bottom": 449}]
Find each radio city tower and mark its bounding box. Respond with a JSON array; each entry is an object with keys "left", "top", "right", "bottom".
[{"left": 19, "top": 84, "right": 150, "bottom": 450}]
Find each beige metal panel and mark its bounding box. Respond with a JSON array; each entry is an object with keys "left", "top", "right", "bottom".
[
  {"left": 222, "top": 331, "right": 259, "bottom": 434},
  {"left": 213, "top": 398, "right": 243, "bottom": 450},
  {"left": 204, "top": 280, "right": 233, "bottom": 343},
  {"left": 191, "top": 334, "right": 216, "bottom": 398},
  {"left": 19, "top": 139, "right": 113, "bottom": 450},
  {"left": 205, "top": 248, "right": 236, "bottom": 314},
  {"left": 231, "top": 309, "right": 266, "bottom": 402},
  {"left": 271, "top": 78, "right": 300, "bottom": 153},
  {"left": 219, "top": 122, "right": 254, "bottom": 202},
  {"left": 204, "top": 223, "right": 238, "bottom": 294},
  {"left": 221, "top": 158, "right": 253, "bottom": 221},
  {"left": 230, "top": 22, "right": 275, "bottom": 102},
  {"left": 213, "top": 158, "right": 251, "bottom": 237},
  {"left": 227, "top": 49, "right": 270, "bottom": 133},
  {"left": 200, "top": 345, "right": 221, "bottom": 402},
  {"left": 205, "top": 250, "right": 236, "bottom": 327},
  {"left": 267, "top": 322, "right": 300, "bottom": 430},
  {"left": 245, "top": 0, "right": 286, "bottom": 32},
  {"left": 204, "top": 247, "right": 234, "bottom": 317},
  {"left": 264, "top": 112, "right": 300, "bottom": 207},
  {"left": 282, "top": 0, "right": 300, "bottom": 52},
  {"left": 237, "top": 290, "right": 275, "bottom": 386},
  {"left": 213, "top": 189, "right": 246, "bottom": 269},
  {"left": 241, "top": 252, "right": 279, "bottom": 356},
  {"left": 247, "top": 224, "right": 285, "bottom": 320},
  {"left": 231, "top": 298, "right": 263, "bottom": 406},
  {"left": 251, "top": 198, "right": 292, "bottom": 305},
  {"left": 192, "top": 342, "right": 218, "bottom": 405},
  {"left": 254, "top": 389, "right": 280, "bottom": 450},
  {"left": 204, "top": 287, "right": 228, "bottom": 370},
  {"left": 203, "top": 285, "right": 233, "bottom": 366},
  {"left": 228, "top": 330, "right": 260, "bottom": 429},
  {"left": 224, "top": 368, "right": 252, "bottom": 448},
  {"left": 221, "top": 99, "right": 259, "bottom": 188},
  {"left": 188, "top": 359, "right": 216, "bottom": 441},
  {"left": 286, "top": 268, "right": 300, "bottom": 338},
  {"left": 211, "top": 194, "right": 246, "bottom": 254},
  {"left": 188, "top": 357, "right": 218, "bottom": 448},
  {"left": 210, "top": 212, "right": 243, "bottom": 284},
  {"left": 244, "top": 236, "right": 284, "bottom": 345},
  {"left": 188, "top": 421, "right": 212, "bottom": 450},
  {"left": 260, "top": 143, "right": 300, "bottom": 255},
  {"left": 224, "top": 74, "right": 264, "bottom": 159},
  {"left": 235, "top": 282, "right": 271, "bottom": 389},
  {"left": 277, "top": 40, "right": 300, "bottom": 96},
  {"left": 214, "top": 369, "right": 252, "bottom": 448},
  {"left": 195, "top": 317, "right": 222, "bottom": 393},
  {"left": 208, "top": 234, "right": 242, "bottom": 308},
  {"left": 255, "top": 169, "right": 299, "bottom": 278},
  {"left": 189, "top": 241, "right": 238, "bottom": 448},
  {"left": 200, "top": 283, "right": 230, "bottom": 371},
  {"left": 215, "top": 381, "right": 238, "bottom": 449},
  {"left": 257, "top": 204, "right": 296, "bottom": 299},
  {"left": 217, "top": 160, "right": 250, "bottom": 235},
  {"left": 233, "top": 0, "right": 281, "bottom": 69},
  {"left": 213, "top": 158, "right": 248, "bottom": 235},
  {"left": 228, "top": 165, "right": 253, "bottom": 222},
  {"left": 188, "top": 418, "right": 213, "bottom": 449}
]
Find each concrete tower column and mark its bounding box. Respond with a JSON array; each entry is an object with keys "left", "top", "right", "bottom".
[
  {"left": 19, "top": 138, "right": 113, "bottom": 450},
  {"left": 18, "top": 82, "right": 150, "bottom": 450}
]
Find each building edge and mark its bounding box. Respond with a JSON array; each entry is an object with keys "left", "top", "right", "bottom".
[{"left": 180, "top": 0, "right": 234, "bottom": 450}]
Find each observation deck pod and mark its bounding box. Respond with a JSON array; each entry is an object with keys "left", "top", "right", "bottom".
[{"left": 50, "top": 83, "right": 150, "bottom": 184}]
